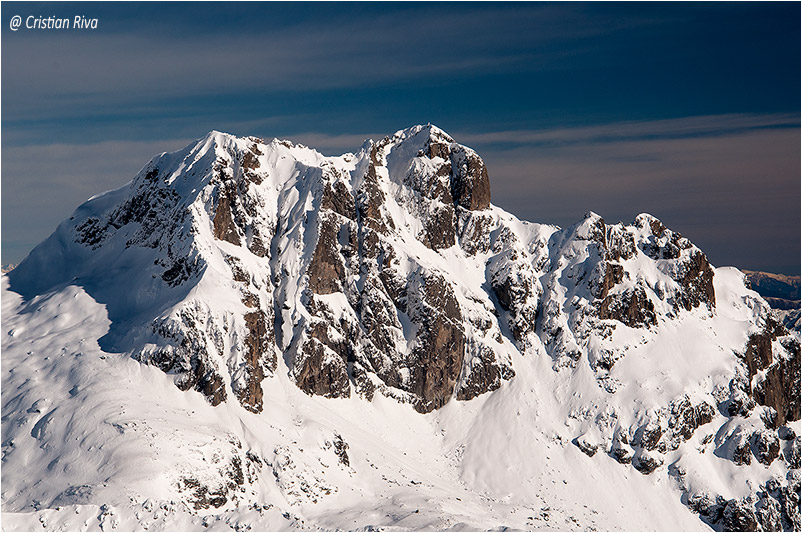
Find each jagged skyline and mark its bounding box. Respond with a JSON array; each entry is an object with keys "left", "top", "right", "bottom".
[
  {"left": 2, "top": 2, "right": 800, "bottom": 273},
  {"left": 3, "top": 124, "right": 798, "bottom": 531}
]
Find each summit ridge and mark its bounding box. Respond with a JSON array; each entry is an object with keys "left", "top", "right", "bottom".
[{"left": 3, "top": 125, "right": 799, "bottom": 531}]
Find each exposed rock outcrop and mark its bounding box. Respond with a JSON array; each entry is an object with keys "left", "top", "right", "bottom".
[
  {"left": 294, "top": 337, "right": 351, "bottom": 399},
  {"left": 741, "top": 316, "right": 800, "bottom": 427},
  {"left": 598, "top": 286, "right": 656, "bottom": 328},
  {"left": 235, "top": 311, "right": 273, "bottom": 413},
  {"left": 405, "top": 271, "right": 465, "bottom": 412},
  {"left": 450, "top": 146, "right": 491, "bottom": 211},
  {"left": 7, "top": 125, "right": 802, "bottom": 532},
  {"left": 307, "top": 215, "right": 347, "bottom": 295}
]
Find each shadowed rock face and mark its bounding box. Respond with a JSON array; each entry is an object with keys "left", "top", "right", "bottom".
[
  {"left": 357, "top": 147, "right": 394, "bottom": 236},
  {"left": 753, "top": 430, "right": 780, "bottom": 465},
  {"left": 420, "top": 135, "right": 491, "bottom": 213},
  {"left": 599, "top": 286, "right": 657, "bottom": 328},
  {"left": 451, "top": 149, "right": 491, "bottom": 211},
  {"left": 321, "top": 181, "right": 356, "bottom": 221},
  {"left": 669, "top": 397, "right": 715, "bottom": 441},
  {"left": 236, "top": 311, "right": 274, "bottom": 413},
  {"left": 406, "top": 272, "right": 465, "bottom": 412},
  {"left": 676, "top": 251, "right": 716, "bottom": 311},
  {"left": 633, "top": 452, "right": 663, "bottom": 475},
  {"left": 177, "top": 356, "right": 227, "bottom": 407},
  {"left": 455, "top": 344, "right": 516, "bottom": 401},
  {"left": 307, "top": 216, "right": 346, "bottom": 295},
  {"left": 213, "top": 192, "right": 241, "bottom": 246},
  {"left": 282, "top": 129, "right": 514, "bottom": 412},
  {"left": 294, "top": 338, "right": 350, "bottom": 399},
  {"left": 420, "top": 204, "right": 456, "bottom": 251},
  {"left": 489, "top": 256, "right": 539, "bottom": 344},
  {"left": 596, "top": 262, "right": 624, "bottom": 301},
  {"left": 743, "top": 317, "right": 801, "bottom": 427},
  {"left": 723, "top": 499, "right": 758, "bottom": 532}
]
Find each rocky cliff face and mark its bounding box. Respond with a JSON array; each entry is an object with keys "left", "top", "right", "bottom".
[
  {"left": 8, "top": 126, "right": 517, "bottom": 415},
  {"left": 6, "top": 125, "right": 800, "bottom": 531}
]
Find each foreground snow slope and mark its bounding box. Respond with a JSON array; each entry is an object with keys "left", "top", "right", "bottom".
[
  {"left": 2, "top": 277, "right": 706, "bottom": 531},
  {"left": 2, "top": 126, "right": 799, "bottom": 531}
]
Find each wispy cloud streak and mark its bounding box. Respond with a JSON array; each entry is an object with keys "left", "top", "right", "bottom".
[
  {"left": 455, "top": 113, "right": 800, "bottom": 148},
  {"left": 469, "top": 116, "right": 800, "bottom": 273},
  {"left": 3, "top": 114, "right": 798, "bottom": 273}
]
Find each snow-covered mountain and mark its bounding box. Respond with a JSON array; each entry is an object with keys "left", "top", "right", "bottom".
[{"left": 2, "top": 125, "right": 799, "bottom": 531}]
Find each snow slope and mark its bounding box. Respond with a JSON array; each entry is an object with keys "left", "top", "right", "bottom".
[
  {"left": 2, "top": 126, "right": 799, "bottom": 531},
  {"left": 1, "top": 277, "right": 706, "bottom": 531}
]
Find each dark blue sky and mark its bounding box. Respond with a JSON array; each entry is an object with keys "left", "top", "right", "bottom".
[{"left": 2, "top": 2, "right": 800, "bottom": 273}]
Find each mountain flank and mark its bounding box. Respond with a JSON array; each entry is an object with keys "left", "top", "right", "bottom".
[{"left": 3, "top": 126, "right": 799, "bottom": 531}]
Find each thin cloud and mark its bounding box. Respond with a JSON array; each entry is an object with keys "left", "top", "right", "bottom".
[
  {"left": 453, "top": 113, "right": 800, "bottom": 149},
  {"left": 3, "top": 114, "right": 799, "bottom": 273},
  {"left": 477, "top": 121, "right": 799, "bottom": 273},
  {"left": 1, "top": 4, "right": 658, "bottom": 124}
]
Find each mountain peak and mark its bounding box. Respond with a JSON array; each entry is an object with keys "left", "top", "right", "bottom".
[
  {"left": 194, "top": 129, "right": 243, "bottom": 154},
  {"left": 391, "top": 123, "right": 455, "bottom": 145},
  {"left": 4, "top": 125, "right": 799, "bottom": 532}
]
